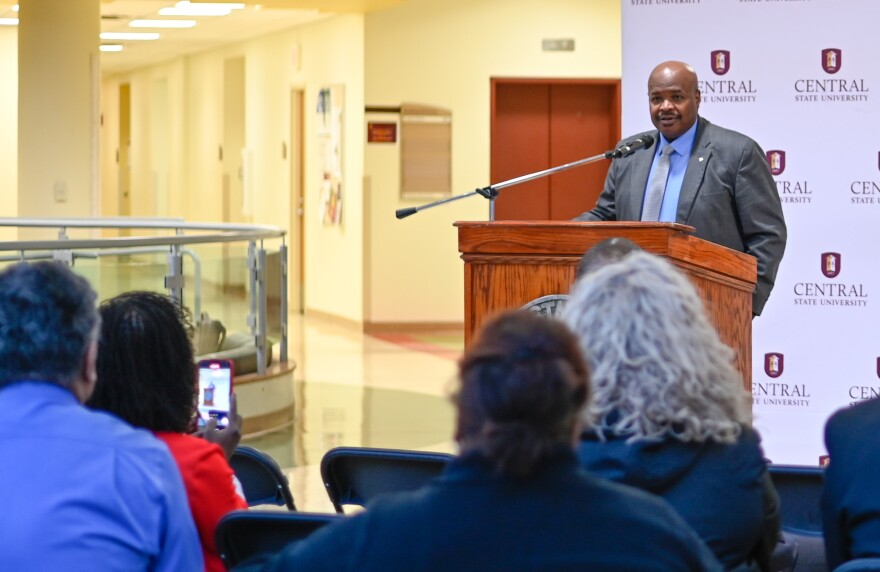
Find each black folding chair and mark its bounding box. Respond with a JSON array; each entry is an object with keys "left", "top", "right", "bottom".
[
  {"left": 768, "top": 464, "right": 826, "bottom": 572},
  {"left": 229, "top": 445, "right": 296, "bottom": 510},
  {"left": 320, "top": 446, "right": 454, "bottom": 513},
  {"left": 215, "top": 510, "right": 342, "bottom": 568}
]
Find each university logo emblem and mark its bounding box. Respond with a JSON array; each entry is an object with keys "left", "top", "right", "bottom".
[
  {"left": 711, "top": 50, "right": 730, "bottom": 76},
  {"left": 766, "top": 150, "right": 786, "bottom": 176},
  {"left": 821, "top": 252, "right": 841, "bottom": 278},
  {"left": 822, "top": 48, "right": 842, "bottom": 74},
  {"left": 819, "top": 455, "right": 830, "bottom": 467},
  {"left": 877, "top": 357, "right": 880, "bottom": 379},
  {"left": 764, "top": 353, "right": 784, "bottom": 378}
]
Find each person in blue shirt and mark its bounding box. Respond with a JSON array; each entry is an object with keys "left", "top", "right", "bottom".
[{"left": 0, "top": 261, "right": 202, "bottom": 572}]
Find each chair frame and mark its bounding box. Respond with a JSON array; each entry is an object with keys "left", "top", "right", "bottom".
[
  {"left": 320, "top": 446, "right": 454, "bottom": 513},
  {"left": 229, "top": 445, "right": 296, "bottom": 510},
  {"left": 215, "top": 509, "right": 342, "bottom": 568}
]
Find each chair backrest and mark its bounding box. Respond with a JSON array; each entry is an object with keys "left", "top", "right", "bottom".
[
  {"left": 768, "top": 464, "right": 825, "bottom": 534},
  {"left": 320, "top": 446, "right": 454, "bottom": 513},
  {"left": 768, "top": 464, "right": 826, "bottom": 572},
  {"left": 520, "top": 294, "right": 569, "bottom": 318},
  {"left": 229, "top": 446, "right": 296, "bottom": 510},
  {"left": 215, "top": 510, "right": 342, "bottom": 568}
]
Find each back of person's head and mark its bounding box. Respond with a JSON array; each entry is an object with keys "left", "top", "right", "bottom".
[
  {"left": 454, "top": 310, "right": 589, "bottom": 479},
  {"left": 0, "top": 262, "right": 98, "bottom": 389},
  {"left": 563, "top": 251, "right": 750, "bottom": 444},
  {"left": 576, "top": 237, "right": 642, "bottom": 279},
  {"left": 87, "top": 291, "right": 195, "bottom": 433}
]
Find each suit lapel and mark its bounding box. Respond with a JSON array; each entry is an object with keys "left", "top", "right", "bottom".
[
  {"left": 676, "top": 117, "right": 711, "bottom": 223},
  {"left": 622, "top": 134, "right": 657, "bottom": 219}
]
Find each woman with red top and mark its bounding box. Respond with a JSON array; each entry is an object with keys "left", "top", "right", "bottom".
[{"left": 87, "top": 291, "right": 247, "bottom": 572}]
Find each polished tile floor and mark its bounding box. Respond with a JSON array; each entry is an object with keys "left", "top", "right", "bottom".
[{"left": 243, "top": 314, "right": 463, "bottom": 513}]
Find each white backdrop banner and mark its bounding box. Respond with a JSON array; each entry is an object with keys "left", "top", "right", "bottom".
[{"left": 622, "top": 0, "right": 879, "bottom": 465}]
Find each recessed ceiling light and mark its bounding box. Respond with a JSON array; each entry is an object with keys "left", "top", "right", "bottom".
[
  {"left": 129, "top": 19, "right": 197, "bottom": 29},
  {"left": 100, "top": 32, "right": 161, "bottom": 41},
  {"left": 100, "top": 45, "right": 124, "bottom": 53},
  {"left": 0, "top": 18, "right": 18, "bottom": 26},
  {"left": 11, "top": 5, "right": 18, "bottom": 12}
]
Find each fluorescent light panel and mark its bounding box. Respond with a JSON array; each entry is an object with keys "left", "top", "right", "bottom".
[
  {"left": 159, "top": 2, "right": 245, "bottom": 17},
  {"left": 100, "top": 32, "right": 161, "bottom": 41},
  {"left": 130, "top": 19, "right": 197, "bottom": 29},
  {"left": 0, "top": 18, "right": 17, "bottom": 26},
  {"left": 100, "top": 45, "right": 124, "bottom": 53}
]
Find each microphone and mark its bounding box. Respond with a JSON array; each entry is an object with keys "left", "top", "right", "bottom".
[
  {"left": 395, "top": 207, "right": 418, "bottom": 219},
  {"left": 605, "top": 135, "right": 655, "bottom": 159}
]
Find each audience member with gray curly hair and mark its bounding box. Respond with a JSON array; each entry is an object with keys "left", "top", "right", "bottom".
[{"left": 563, "top": 251, "right": 779, "bottom": 572}]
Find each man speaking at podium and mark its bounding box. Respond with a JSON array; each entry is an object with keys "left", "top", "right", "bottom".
[{"left": 574, "top": 61, "right": 786, "bottom": 316}]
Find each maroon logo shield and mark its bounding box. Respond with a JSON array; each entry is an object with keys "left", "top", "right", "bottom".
[
  {"left": 764, "top": 353, "right": 784, "bottom": 378},
  {"left": 819, "top": 455, "right": 830, "bottom": 467},
  {"left": 821, "top": 252, "right": 841, "bottom": 278},
  {"left": 822, "top": 48, "right": 842, "bottom": 74},
  {"left": 766, "top": 150, "right": 786, "bottom": 176},
  {"left": 711, "top": 50, "right": 731, "bottom": 76},
  {"left": 876, "top": 357, "right": 880, "bottom": 379}
]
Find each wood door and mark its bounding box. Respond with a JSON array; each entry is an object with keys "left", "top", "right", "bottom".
[{"left": 491, "top": 79, "right": 620, "bottom": 221}]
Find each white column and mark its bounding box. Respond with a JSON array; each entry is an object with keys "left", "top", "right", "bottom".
[{"left": 18, "top": 0, "right": 100, "bottom": 224}]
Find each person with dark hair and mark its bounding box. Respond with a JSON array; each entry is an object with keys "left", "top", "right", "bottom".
[
  {"left": 0, "top": 263, "right": 200, "bottom": 570},
  {"left": 87, "top": 291, "right": 247, "bottom": 572},
  {"left": 564, "top": 252, "right": 779, "bottom": 571},
  {"left": 576, "top": 237, "right": 642, "bottom": 279},
  {"left": 238, "top": 310, "right": 721, "bottom": 571}
]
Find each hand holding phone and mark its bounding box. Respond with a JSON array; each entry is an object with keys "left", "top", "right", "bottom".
[
  {"left": 198, "top": 394, "right": 242, "bottom": 459},
  {"left": 197, "top": 359, "right": 234, "bottom": 429}
]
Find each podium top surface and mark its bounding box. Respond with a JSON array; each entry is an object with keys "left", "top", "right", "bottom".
[{"left": 455, "top": 220, "right": 756, "bottom": 285}]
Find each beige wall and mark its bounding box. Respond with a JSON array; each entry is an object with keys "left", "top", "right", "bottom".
[
  {"left": 0, "top": 29, "right": 17, "bottom": 241},
  {"left": 100, "top": 13, "right": 366, "bottom": 322},
  {"left": 0, "top": 1, "right": 622, "bottom": 326},
  {"left": 363, "top": 0, "right": 621, "bottom": 325}
]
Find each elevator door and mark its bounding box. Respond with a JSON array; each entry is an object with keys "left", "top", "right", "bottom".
[{"left": 491, "top": 79, "right": 620, "bottom": 220}]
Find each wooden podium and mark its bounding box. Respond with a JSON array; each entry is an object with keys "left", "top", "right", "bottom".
[{"left": 456, "top": 221, "right": 757, "bottom": 390}]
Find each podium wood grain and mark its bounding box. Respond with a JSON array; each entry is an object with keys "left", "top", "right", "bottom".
[{"left": 456, "top": 221, "right": 757, "bottom": 390}]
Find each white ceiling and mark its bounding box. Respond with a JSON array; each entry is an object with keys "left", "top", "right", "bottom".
[{"left": 0, "top": 1, "right": 403, "bottom": 75}]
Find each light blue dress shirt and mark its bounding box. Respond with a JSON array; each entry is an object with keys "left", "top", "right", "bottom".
[
  {"left": 0, "top": 382, "right": 202, "bottom": 572},
  {"left": 642, "top": 121, "right": 699, "bottom": 222}
]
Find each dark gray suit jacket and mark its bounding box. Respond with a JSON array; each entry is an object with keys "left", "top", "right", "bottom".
[{"left": 574, "top": 117, "right": 787, "bottom": 315}]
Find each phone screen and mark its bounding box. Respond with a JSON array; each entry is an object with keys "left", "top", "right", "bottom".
[{"left": 197, "top": 360, "right": 233, "bottom": 428}]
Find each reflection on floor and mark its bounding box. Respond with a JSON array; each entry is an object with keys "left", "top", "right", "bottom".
[{"left": 243, "top": 314, "right": 463, "bottom": 513}]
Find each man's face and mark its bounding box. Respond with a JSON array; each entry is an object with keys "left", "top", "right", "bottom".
[{"left": 648, "top": 65, "right": 701, "bottom": 141}]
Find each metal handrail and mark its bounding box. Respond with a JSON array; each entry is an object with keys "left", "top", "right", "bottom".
[{"left": 0, "top": 217, "right": 288, "bottom": 375}]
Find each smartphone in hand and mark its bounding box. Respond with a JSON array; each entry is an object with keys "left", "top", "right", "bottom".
[{"left": 196, "top": 359, "right": 234, "bottom": 429}]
